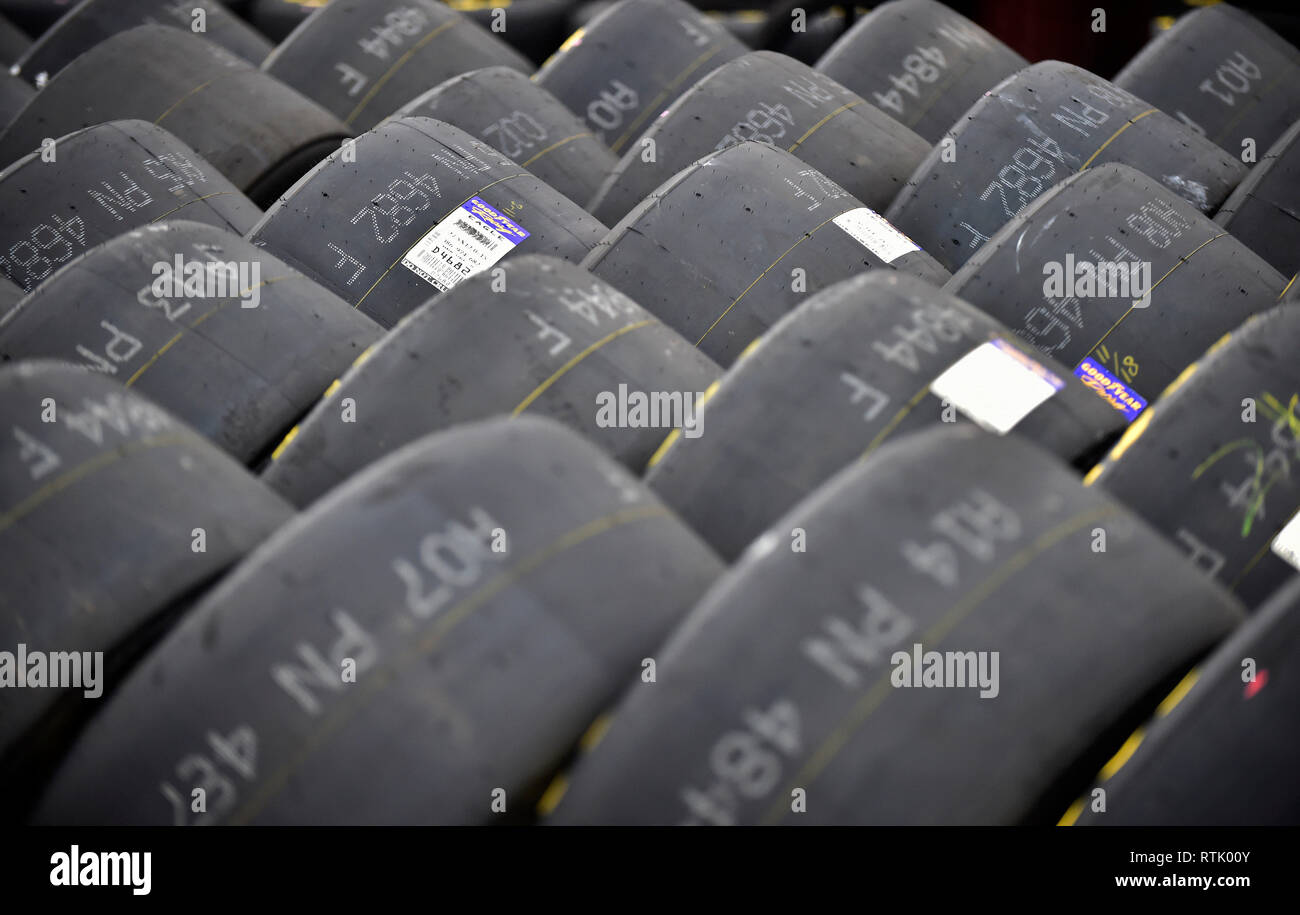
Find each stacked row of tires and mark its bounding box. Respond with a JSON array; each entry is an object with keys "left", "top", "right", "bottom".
[{"left": 0, "top": 0, "right": 1295, "bottom": 825}]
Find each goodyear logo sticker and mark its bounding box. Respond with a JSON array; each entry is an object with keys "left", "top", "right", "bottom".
[
  {"left": 1074, "top": 357, "right": 1148, "bottom": 421},
  {"left": 463, "top": 196, "right": 530, "bottom": 245}
]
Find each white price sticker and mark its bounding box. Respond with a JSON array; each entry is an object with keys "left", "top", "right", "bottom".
[
  {"left": 832, "top": 207, "right": 920, "bottom": 263},
  {"left": 930, "top": 338, "right": 1065, "bottom": 434},
  {"left": 402, "top": 196, "right": 529, "bottom": 292},
  {"left": 1271, "top": 512, "right": 1300, "bottom": 572}
]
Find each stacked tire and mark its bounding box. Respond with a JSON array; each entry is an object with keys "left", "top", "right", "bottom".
[{"left": 1, "top": 0, "right": 1297, "bottom": 827}]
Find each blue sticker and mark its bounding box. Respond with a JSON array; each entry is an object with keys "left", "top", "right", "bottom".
[
  {"left": 1073, "top": 357, "right": 1148, "bottom": 421},
  {"left": 461, "top": 196, "right": 530, "bottom": 245}
]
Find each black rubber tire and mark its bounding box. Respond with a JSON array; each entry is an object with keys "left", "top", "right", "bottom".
[
  {"left": 566, "top": 0, "right": 612, "bottom": 30},
  {"left": 34, "top": 415, "right": 725, "bottom": 825},
  {"left": 945, "top": 163, "right": 1286, "bottom": 411},
  {"left": 0, "top": 11, "right": 29, "bottom": 65},
  {"left": 885, "top": 61, "right": 1249, "bottom": 273},
  {"left": 262, "top": 0, "right": 533, "bottom": 133},
  {"left": 0, "top": 120, "right": 260, "bottom": 294},
  {"left": 533, "top": 0, "right": 749, "bottom": 155},
  {"left": 545, "top": 424, "right": 1244, "bottom": 824},
  {"left": 0, "top": 220, "right": 383, "bottom": 465},
  {"left": 450, "top": 0, "right": 575, "bottom": 67},
  {"left": 588, "top": 50, "right": 930, "bottom": 225},
  {"left": 0, "top": 275, "right": 19, "bottom": 315},
  {"left": 1070, "top": 576, "right": 1300, "bottom": 826},
  {"left": 263, "top": 254, "right": 720, "bottom": 507},
  {"left": 0, "top": 68, "right": 32, "bottom": 129},
  {"left": 384, "top": 66, "right": 617, "bottom": 209},
  {"left": 582, "top": 140, "right": 950, "bottom": 367},
  {"left": 813, "top": 0, "right": 1027, "bottom": 144},
  {"left": 258, "top": 0, "right": 573, "bottom": 59},
  {"left": 245, "top": 0, "right": 321, "bottom": 43},
  {"left": 0, "top": 25, "right": 351, "bottom": 206},
  {"left": 0, "top": 361, "right": 292, "bottom": 797},
  {"left": 726, "top": 7, "right": 853, "bottom": 66},
  {"left": 12, "top": 0, "right": 273, "bottom": 86},
  {"left": 714, "top": 8, "right": 764, "bottom": 46},
  {"left": 1214, "top": 117, "right": 1300, "bottom": 276},
  {"left": 248, "top": 117, "right": 607, "bottom": 329},
  {"left": 646, "top": 270, "right": 1128, "bottom": 560},
  {"left": 1112, "top": 4, "right": 1300, "bottom": 157},
  {"left": 1084, "top": 304, "right": 1300, "bottom": 609}
]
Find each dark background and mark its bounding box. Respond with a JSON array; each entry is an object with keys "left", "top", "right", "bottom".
[
  {"left": 965, "top": 0, "right": 1300, "bottom": 80},
  {"left": 3, "top": 0, "right": 1299, "bottom": 77}
]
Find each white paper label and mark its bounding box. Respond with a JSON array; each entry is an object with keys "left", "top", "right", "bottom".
[
  {"left": 832, "top": 207, "right": 920, "bottom": 263},
  {"left": 929, "top": 338, "right": 1065, "bottom": 434},
  {"left": 1271, "top": 512, "right": 1300, "bottom": 572},
  {"left": 401, "top": 196, "right": 529, "bottom": 292}
]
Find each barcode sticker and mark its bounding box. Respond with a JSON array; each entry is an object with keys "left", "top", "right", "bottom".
[
  {"left": 401, "top": 196, "right": 529, "bottom": 291},
  {"left": 1272, "top": 512, "right": 1300, "bottom": 572},
  {"left": 832, "top": 207, "right": 920, "bottom": 263},
  {"left": 930, "top": 338, "right": 1065, "bottom": 434}
]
